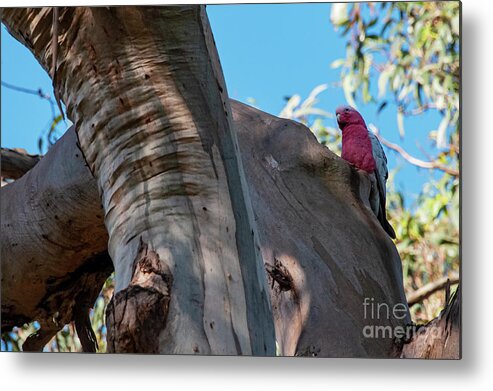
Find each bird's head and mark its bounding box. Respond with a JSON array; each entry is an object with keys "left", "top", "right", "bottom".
[{"left": 336, "top": 105, "right": 366, "bottom": 130}]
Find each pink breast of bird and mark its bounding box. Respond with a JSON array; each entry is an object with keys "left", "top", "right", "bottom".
[{"left": 341, "top": 124, "right": 376, "bottom": 173}]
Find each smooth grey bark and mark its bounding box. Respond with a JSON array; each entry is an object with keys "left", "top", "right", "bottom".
[
  {"left": 2, "top": 6, "right": 275, "bottom": 355},
  {"left": 231, "top": 102, "right": 410, "bottom": 357},
  {"left": 0, "top": 127, "right": 110, "bottom": 340}
]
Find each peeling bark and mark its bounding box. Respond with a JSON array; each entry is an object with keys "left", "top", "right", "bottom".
[{"left": 106, "top": 238, "right": 172, "bottom": 353}]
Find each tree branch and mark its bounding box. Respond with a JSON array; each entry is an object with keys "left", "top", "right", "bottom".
[
  {"left": 1, "top": 148, "right": 42, "bottom": 179},
  {"left": 375, "top": 133, "right": 459, "bottom": 177},
  {"left": 1, "top": 126, "right": 109, "bottom": 336},
  {"left": 2, "top": 102, "right": 411, "bottom": 357},
  {"left": 1, "top": 81, "right": 52, "bottom": 100},
  {"left": 407, "top": 272, "right": 460, "bottom": 306},
  {"left": 1, "top": 81, "right": 57, "bottom": 118},
  {"left": 401, "top": 286, "right": 460, "bottom": 359}
]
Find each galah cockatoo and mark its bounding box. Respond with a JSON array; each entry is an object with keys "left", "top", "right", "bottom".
[{"left": 336, "top": 105, "right": 396, "bottom": 239}]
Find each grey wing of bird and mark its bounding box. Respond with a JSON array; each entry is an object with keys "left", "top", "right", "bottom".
[
  {"left": 369, "top": 131, "right": 388, "bottom": 201},
  {"left": 369, "top": 131, "right": 396, "bottom": 239}
]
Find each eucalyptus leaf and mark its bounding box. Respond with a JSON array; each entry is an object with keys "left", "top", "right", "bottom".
[
  {"left": 397, "top": 109, "right": 405, "bottom": 138},
  {"left": 330, "top": 3, "right": 349, "bottom": 27},
  {"left": 330, "top": 59, "right": 345, "bottom": 69},
  {"left": 378, "top": 66, "right": 392, "bottom": 98},
  {"left": 342, "top": 76, "right": 357, "bottom": 108},
  {"left": 436, "top": 110, "right": 451, "bottom": 149}
]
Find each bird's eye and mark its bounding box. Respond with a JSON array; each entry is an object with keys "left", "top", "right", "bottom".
[{"left": 345, "top": 108, "right": 350, "bottom": 112}]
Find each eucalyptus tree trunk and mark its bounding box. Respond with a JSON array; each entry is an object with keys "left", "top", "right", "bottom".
[
  {"left": 1, "top": 5, "right": 437, "bottom": 358},
  {"left": 2, "top": 103, "right": 416, "bottom": 357},
  {"left": 1, "top": 6, "right": 275, "bottom": 355}
]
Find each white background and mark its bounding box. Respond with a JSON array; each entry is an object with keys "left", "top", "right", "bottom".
[{"left": 1, "top": 0, "right": 490, "bottom": 389}]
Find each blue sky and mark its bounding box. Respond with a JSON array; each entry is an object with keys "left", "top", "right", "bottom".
[{"left": 1, "top": 3, "right": 445, "bottom": 202}]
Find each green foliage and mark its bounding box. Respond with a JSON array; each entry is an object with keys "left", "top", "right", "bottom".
[
  {"left": 38, "top": 114, "right": 64, "bottom": 153},
  {"left": 280, "top": 83, "right": 459, "bottom": 323},
  {"left": 387, "top": 172, "right": 459, "bottom": 322},
  {"left": 330, "top": 1, "right": 459, "bottom": 152},
  {"left": 280, "top": 2, "right": 460, "bottom": 322}
]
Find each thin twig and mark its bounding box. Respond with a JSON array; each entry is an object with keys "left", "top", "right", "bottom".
[
  {"left": 2, "top": 81, "right": 51, "bottom": 100},
  {"left": 407, "top": 272, "right": 460, "bottom": 306},
  {"left": 2, "top": 80, "right": 57, "bottom": 118},
  {"left": 403, "top": 104, "right": 435, "bottom": 116},
  {"left": 374, "top": 133, "right": 459, "bottom": 177}
]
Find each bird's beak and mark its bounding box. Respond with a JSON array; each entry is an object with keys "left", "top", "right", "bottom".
[{"left": 336, "top": 113, "right": 340, "bottom": 123}]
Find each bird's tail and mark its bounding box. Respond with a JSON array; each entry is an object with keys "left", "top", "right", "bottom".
[
  {"left": 378, "top": 211, "right": 396, "bottom": 239},
  {"left": 375, "top": 172, "right": 396, "bottom": 239}
]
